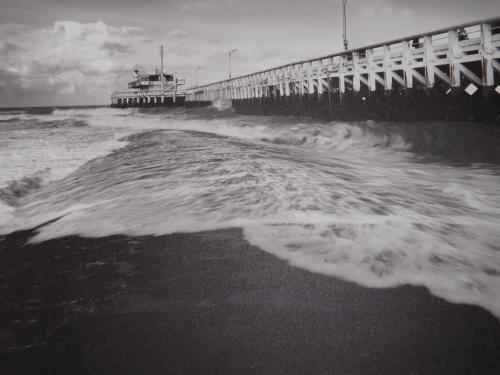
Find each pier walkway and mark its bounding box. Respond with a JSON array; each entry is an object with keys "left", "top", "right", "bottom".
[{"left": 185, "top": 17, "right": 500, "bottom": 122}]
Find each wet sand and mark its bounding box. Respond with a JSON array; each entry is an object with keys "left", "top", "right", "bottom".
[{"left": 1, "top": 227, "right": 499, "bottom": 374}]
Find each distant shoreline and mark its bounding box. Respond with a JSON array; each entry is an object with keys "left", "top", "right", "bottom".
[{"left": 0, "top": 104, "right": 107, "bottom": 111}]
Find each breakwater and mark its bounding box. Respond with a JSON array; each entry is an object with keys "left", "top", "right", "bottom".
[{"left": 185, "top": 17, "right": 500, "bottom": 122}]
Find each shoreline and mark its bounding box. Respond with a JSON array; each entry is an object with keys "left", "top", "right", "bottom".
[{"left": 1, "top": 227, "right": 500, "bottom": 374}]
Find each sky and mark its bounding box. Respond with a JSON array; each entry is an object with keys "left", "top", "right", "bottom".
[{"left": 0, "top": 0, "right": 499, "bottom": 107}]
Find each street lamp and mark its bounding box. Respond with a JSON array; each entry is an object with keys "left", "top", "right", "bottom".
[
  {"left": 195, "top": 66, "right": 202, "bottom": 87},
  {"left": 342, "top": 0, "right": 349, "bottom": 51},
  {"left": 228, "top": 48, "right": 237, "bottom": 79}
]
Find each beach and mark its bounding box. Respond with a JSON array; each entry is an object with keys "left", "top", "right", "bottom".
[
  {"left": 2, "top": 106, "right": 500, "bottom": 374},
  {"left": 2, "top": 227, "right": 500, "bottom": 375}
]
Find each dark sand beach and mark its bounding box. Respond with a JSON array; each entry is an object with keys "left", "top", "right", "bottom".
[{"left": 1, "top": 227, "right": 499, "bottom": 375}]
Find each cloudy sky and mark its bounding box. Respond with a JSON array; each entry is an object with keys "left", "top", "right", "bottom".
[{"left": 0, "top": 0, "right": 499, "bottom": 107}]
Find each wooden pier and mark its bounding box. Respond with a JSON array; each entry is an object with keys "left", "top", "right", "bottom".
[{"left": 185, "top": 17, "right": 500, "bottom": 122}]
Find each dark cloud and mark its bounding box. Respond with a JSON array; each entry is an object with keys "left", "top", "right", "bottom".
[
  {"left": 2, "top": 42, "right": 20, "bottom": 53},
  {"left": 0, "top": 68, "right": 62, "bottom": 96},
  {"left": 100, "top": 41, "right": 132, "bottom": 54},
  {"left": 0, "top": 21, "right": 143, "bottom": 104}
]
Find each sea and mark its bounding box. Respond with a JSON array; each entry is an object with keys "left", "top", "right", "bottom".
[{"left": 1, "top": 105, "right": 500, "bottom": 319}]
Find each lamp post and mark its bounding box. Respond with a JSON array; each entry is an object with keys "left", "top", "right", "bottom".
[
  {"left": 342, "top": 0, "right": 348, "bottom": 51},
  {"left": 228, "top": 48, "right": 237, "bottom": 79},
  {"left": 160, "top": 45, "right": 165, "bottom": 91},
  {"left": 195, "top": 66, "right": 202, "bottom": 87},
  {"left": 173, "top": 70, "right": 177, "bottom": 103}
]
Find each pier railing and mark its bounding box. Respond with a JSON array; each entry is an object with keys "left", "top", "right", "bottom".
[{"left": 185, "top": 16, "right": 500, "bottom": 103}]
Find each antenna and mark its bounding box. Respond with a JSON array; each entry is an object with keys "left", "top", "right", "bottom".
[
  {"left": 160, "top": 45, "right": 164, "bottom": 91},
  {"left": 342, "top": 0, "right": 348, "bottom": 51}
]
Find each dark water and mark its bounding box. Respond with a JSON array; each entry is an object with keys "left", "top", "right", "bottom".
[{"left": 1, "top": 105, "right": 500, "bottom": 318}]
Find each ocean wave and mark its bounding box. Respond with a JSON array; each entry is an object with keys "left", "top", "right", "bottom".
[
  {"left": 0, "top": 115, "right": 22, "bottom": 122},
  {"left": 0, "top": 175, "right": 44, "bottom": 206},
  {"left": 2, "top": 108, "right": 500, "bottom": 320},
  {"left": 79, "top": 107, "right": 500, "bottom": 163}
]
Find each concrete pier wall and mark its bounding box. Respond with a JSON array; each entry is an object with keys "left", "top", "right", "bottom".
[{"left": 231, "top": 85, "right": 499, "bottom": 122}]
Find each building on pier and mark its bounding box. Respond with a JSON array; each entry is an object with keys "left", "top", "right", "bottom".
[
  {"left": 111, "top": 46, "right": 186, "bottom": 108},
  {"left": 185, "top": 17, "right": 500, "bottom": 122}
]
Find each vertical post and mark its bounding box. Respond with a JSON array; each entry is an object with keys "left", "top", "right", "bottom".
[
  {"left": 173, "top": 71, "right": 177, "bottom": 103},
  {"left": 160, "top": 45, "right": 164, "bottom": 92},
  {"left": 424, "top": 36, "right": 435, "bottom": 88},
  {"left": 339, "top": 55, "right": 346, "bottom": 96},
  {"left": 481, "top": 22, "right": 495, "bottom": 86},
  {"left": 285, "top": 67, "right": 291, "bottom": 96},
  {"left": 352, "top": 52, "right": 361, "bottom": 93},
  {"left": 271, "top": 70, "right": 278, "bottom": 98},
  {"left": 278, "top": 69, "right": 284, "bottom": 97},
  {"left": 367, "top": 48, "right": 376, "bottom": 92},
  {"left": 300, "top": 64, "right": 306, "bottom": 96},
  {"left": 342, "top": 0, "right": 349, "bottom": 51},
  {"left": 228, "top": 49, "right": 237, "bottom": 79},
  {"left": 307, "top": 62, "right": 315, "bottom": 94},
  {"left": 448, "top": 30, "right": 461, "bottom": 87},
  {"left": 317, "top": 70, "right": 324, "bottom": 96},
  {"left": 383, "top": 45, "right": 393, "bottom": 91},
  {"left": 195, "top": 66, "right": 202, "bottom": 88},
  {"left": 403, "top": 41, "right": 413, "bottom": 89}
]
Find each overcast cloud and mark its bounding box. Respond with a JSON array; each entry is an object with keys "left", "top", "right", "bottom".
[{"left": 0, "top": 0, "right": 499, "bottom": 106}]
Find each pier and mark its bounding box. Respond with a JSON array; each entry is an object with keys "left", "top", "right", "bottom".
[{"left": 185, "top": 17, "right": 500, "bottom": 122}]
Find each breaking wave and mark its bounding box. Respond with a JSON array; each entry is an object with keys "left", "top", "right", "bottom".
[
  {"left": 0, "top": 175, "right": 43, "bottom": 206},
  {"left": 1, "top": 106, "right": 500, "bottom": 320}
]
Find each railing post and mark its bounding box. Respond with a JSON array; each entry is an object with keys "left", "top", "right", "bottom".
[
  {"left": 339, "top": 55, "right": 346, "bottom": 96},
  {"left": 424, "top": 36, "right": 435, "bottom": 88},
  {"left": 402, "top": 41, "right": 413, "bottom": 89},
  {"left": 481, "top": 22, "right": 495, "bottom": 86},
  {"left": 307, "top": 62, "right": 314, "bottom": 94},
  {"left": 279, "top": 69, "right": 284, "bottom": 97},
  {"left": 317, "top": 62, "right": 324, "bottom": 96},
  {"left": 285, "top": 67, "right": 291, "bottom": 96},
  {"left": 448, "top": 29, "right": 461, "bottom": 87},
  {"left": 367, "top": 48, "right": 376, "bottom": 92},
  {"left": 383, "top": 45, "right": 393, "bottom": 90},
  {"left": 353, "top": 52, "right": 361, "bottom": 93}
]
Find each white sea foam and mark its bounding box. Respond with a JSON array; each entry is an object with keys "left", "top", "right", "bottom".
[
  {"left": 0, "top": 107, "right": 133, "bottom": 203},
  {"left": 211, "top": 98, "right": 234, "bottom": 111},
  {"left": 0, "top": 200, "right": 15, "bottom": 228}
]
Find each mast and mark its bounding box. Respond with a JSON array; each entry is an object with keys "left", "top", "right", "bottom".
[
  {"left": 342, "top": 0, "right": 348, "bottom": 51},
  {"left": 160, "top": 45, "right": 164, "bottom": 91}
]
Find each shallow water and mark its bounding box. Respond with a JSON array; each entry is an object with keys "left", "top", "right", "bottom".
[{"left": 1, "top": 105, "right": 500, "bottom": 318}]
